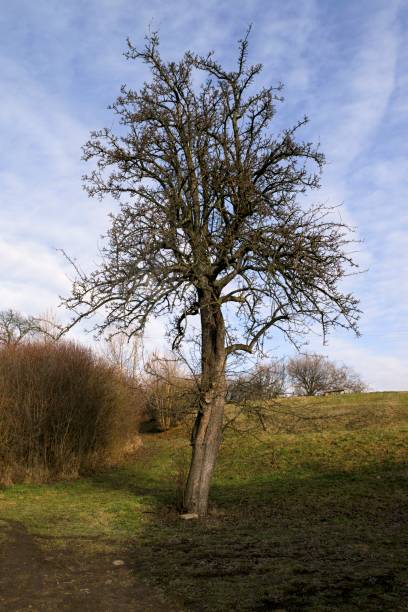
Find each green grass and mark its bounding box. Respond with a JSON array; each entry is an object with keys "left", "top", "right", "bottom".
[{"left": 1, "top": 391, "right": 408, "bottom": 610}]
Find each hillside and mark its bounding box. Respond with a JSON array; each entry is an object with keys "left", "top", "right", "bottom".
[{"left": 1, "top": 391, "right": 407, "bottom": 610}]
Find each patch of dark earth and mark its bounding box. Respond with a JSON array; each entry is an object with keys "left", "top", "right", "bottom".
[{"left": 0, "top": 519, "right": 182, "bottom": 611}]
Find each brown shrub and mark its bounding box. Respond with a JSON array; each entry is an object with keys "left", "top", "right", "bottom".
[{"left": 0, "top": 340, "right": 141, "bottom": 484}]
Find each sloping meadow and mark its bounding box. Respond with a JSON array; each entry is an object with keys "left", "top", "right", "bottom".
[
  {"left": 0, "top": 391, "right": 407, "bottom": 610},
  {"left": 134, "top": 392, "right": 408, "bottom": 610}
]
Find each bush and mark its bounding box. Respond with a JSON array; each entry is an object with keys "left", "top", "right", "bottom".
[{"left": 0, "top": 340, "right": 141, "bottom": 484}]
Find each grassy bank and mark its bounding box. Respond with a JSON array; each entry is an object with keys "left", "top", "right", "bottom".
[{"left": 1, "top": 391, "right": 407, "bottom": 610}]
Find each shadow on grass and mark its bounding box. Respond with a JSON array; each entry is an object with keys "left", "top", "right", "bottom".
[
  {"left": 98, "top": 460, "right": 407, "bottom": 612},
  {"left": 88, "top": 470, "right": 173, "bottom": 501},
  {"left": 85, "top": 453, "right": 407, "bottom": 510}
]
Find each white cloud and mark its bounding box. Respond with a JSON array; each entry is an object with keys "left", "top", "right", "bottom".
[
  {"left": 0, "top": 238, "right": 70, "bottom": 315},
  {"left": 319, "top": 338, "right": 407, "bottom": 392},
  {"left": 320, "top": 5, "right": 399, "bottom": 173},
  {"left": 0, "top": 56, "right": 112, "bottom": 320}
]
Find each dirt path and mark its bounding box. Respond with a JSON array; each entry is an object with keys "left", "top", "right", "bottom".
[{"left": 0, "top": 520, "right": 181, "bottom": 612}]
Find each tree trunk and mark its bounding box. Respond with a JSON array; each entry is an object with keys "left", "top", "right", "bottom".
[{"left": 183, "top": 290, "right": 226, "bottom": 517}]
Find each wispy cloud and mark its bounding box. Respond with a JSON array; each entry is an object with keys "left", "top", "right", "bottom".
[{"left": 320, "top": 3, "right": 399, "bottom": 172}]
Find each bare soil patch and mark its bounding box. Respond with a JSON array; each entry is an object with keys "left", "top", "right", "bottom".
[{"left": 0, "top": 519, "right": 180, "bottom": 612}]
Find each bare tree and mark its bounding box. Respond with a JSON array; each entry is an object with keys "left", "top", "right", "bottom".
[
  {"left": 101, "top": 330, "right": 142, "bottom": 379},
  {"left": 287, "top": 353, "right": 331, "bottom": 396},
  {"left": 63, "top": 32, "right": 360, "bottom": 516},
  {"left": 326, "top": 362, "right": 366, "bottom": 394},
  {"left": 228, "top": 360, "right": 287, "bottom": 402},
  {"left": 287, "top": 353, "right": 365, "bottom": 395},
  {"left": 34, "top": 309, "right": 65, "bottom": 343},
  {"left": 144, "top": 353, "right": 196, "bottom": 430},
  {"left": 0, "top": 309, "right": 40, "bottom": 346}
]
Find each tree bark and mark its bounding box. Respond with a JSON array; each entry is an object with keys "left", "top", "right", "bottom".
[{"left": 183, "top": 289, "right": 226, "bottom": 517}]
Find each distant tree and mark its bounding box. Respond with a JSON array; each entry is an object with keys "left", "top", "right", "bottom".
[
  {"left": 326, "top": 362, "right": 366, "bottom": 394},
  {"left": 63, "top": 32, "right": 360, "bottom": 516},
  {"left": 228, "top": 360, "right": 287, "bottom": 402},
  {"left": 101, "top": 331, "right": 142, "bottom": 379},
  {"left": 287, "top": 353, "right": 365, "bottom": 396},
  {"left": 34, "top": 309, "right": 64, "bottom": 343},
  {"left": 0, "top": 309, "right": 39, "bottom": 346},
  {"left": 144, "top": 353, "right": 196, "bottom": 430},
  {"left": 0, "top": 309, "right": 64, "bottom": 347}
]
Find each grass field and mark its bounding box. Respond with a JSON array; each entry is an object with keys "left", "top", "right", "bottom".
[{"left": 1, "top": 391, "right": 407, "bottom": 610}]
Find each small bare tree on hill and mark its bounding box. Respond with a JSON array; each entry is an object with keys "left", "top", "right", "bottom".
[
  {"left": 287, "top": 353, "right": 365, "bottom": 396},
  {"left": 326, "top": 361, "right": 366, "bottom": 394},
  {"left": 63, "top": 31, "right": 360, "bottom": 516},
  {"left": 0, "top": 309, "right": 41, "bottom": 346},
  {"left": 228, "top": 360, "right": 287, "bottom": 403}
]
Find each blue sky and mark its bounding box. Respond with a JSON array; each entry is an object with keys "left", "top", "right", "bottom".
[{"left": 0, "top": 0, "right": 407, "bottom": 389}]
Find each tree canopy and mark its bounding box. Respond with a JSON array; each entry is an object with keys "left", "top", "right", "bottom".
[{"left": 65, "top": 31, "right": 360, "bottom": 353}]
